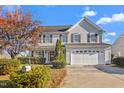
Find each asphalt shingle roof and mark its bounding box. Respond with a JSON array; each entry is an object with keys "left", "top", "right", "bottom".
[{"left": 42, "top": 25, "right": 72, "bottom": 32}]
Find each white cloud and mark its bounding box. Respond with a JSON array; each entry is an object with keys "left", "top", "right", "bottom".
[
  {"left": 96, "top": 12, "right": 124, "bottom": 25},
  {"left": 112, "top": 13, "right": 124, "bottom": 22},
  {"left": 104, "top": 32, "right": 116, "bottom": 37},
  {"left": 82, "top": 7, "right": 96, "bottom": 17},
  {"left": 103, "top": 38, "right": 110, "bottom": 42},
  {"left": 82, "top": 11, "right": 96, "bottom": 17},
  {"left": 107, "top": 32, "right": 116, "bottom": 36},
  {"left": 96, "top": 17, "right": 112, "bottom": 25}
]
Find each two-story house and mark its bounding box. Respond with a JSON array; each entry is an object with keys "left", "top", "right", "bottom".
[{"left": 30, "top": 17, "right": 111, "bottom": 65}]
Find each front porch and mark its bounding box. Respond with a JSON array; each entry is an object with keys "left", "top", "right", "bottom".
[
  {"left": 28, "top": 45, "right": 66, "bottom": 63},
  {"left": 32, "top": 50, "right": 55, "bottom": 63}
]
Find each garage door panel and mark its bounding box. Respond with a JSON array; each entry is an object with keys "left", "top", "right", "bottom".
[
  {"left": 83, "top": 53, "right": 98, "bottom": 65},
  {"left": 71, "top": 54, "right": 82, "bottom": 65},
  {"left": 71, "top": 52, "right": 99, "bottom": 65}
]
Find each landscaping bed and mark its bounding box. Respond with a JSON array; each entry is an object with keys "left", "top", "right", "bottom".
[
  {"left": 49, "top": 68, "right": 67, "bottom": 88},
  {"left": 0, "top": 64, "right": 67, "bottom": 88}
]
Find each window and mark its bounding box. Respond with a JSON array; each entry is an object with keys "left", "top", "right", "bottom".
[
  {"left": 91, "top": 34, "right": 97, "bottom": 42},
  {"left": 87, "top": 33, "right": 97, "bottom": 43},
  {"left": 80, "top": 51, "right": 83, "bottom": 53},
  {"left": 71, "top": 33, "right": 80, "bottom": 43},
  {"left": 38, "top": 51, "right": 44, "bottom": 57},
  {"left": 76, "top": 51, "right": 79, "bottom": 53},
  {"left": 93, "top": 50, "right": 95, "bottom": 53},
  {"left": 96, "top": 51, "right": 99, "bottom": 53},
  {"left": 43, "top": 34, "right": 52, "bottom": 43},
  {"left": 60, "top": 34, "right": 67, "bottom": 42},
  {"left": 88, "top": 50, "right": 91, "bottom": 52}
]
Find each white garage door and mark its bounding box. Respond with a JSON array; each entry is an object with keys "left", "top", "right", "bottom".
[{"left": 71, "top": 50, "right": 99, "bottom": 65}]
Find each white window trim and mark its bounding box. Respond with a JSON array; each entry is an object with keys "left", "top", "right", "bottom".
[{"left": 71, "top": 33, "right": 80, "bottom": 43}]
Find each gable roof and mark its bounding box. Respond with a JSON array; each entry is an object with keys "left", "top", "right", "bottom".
[
  {"left": 82, "top": 17, "right": 105, "bottom": 32},
  {"left": 67, "top": 17, "right": 105, "bottom": 33},
  {"left": 42, "top": 25, "right": 72, "bottom": 33},
  {"left": 41, "top": 17, "right": 105, "bottom": 33}
]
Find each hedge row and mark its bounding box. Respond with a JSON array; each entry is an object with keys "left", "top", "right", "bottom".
[
  {"left": 9, "top": 66, "right": 51, "bottom": 88},
  {"left": 18, "top": 57, "right": 46, "bottom": 64},
  {"left": 9, "top": 66, "right": 67, "bottom": 88},
  {"left": 113, "top": 57, "right": 124, "bottom": 66},
  {"left": 0, "top": 59, "right": 21, "bottom": 75}
]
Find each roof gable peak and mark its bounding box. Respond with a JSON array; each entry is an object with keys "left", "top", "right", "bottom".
[
  {"left": 79, "top": 17, "right": 105, "bottom": 32},
  {"left": 67, "top": 17, "right": 105, "bottom": 33}
]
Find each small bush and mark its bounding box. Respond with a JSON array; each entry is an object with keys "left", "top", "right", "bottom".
[
  {"left": 0, "top": 59, "right": 21, "bottom": 75},
  {"left": 52, "top": 60, "right": 66, "bottom": 69},
  {"left": 49, "top": 68, "right": 67, "bottom": 88},
  {"left": 18, "top": 57, "right": 46, "bottom": 64},
  {"left": 10, "top": 66, "right": 51, "bottom": 88},
  {"left": 113, "top": 57, "right": 124, "bottom": 66}
]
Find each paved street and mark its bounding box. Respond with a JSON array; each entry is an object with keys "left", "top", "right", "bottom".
[{"left": 62, "top": 65, "right": 124, "bottom": 88}]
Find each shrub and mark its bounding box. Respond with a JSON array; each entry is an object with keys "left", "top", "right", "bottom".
[
  {"left": 0, "top": 59, "right": 21, "bottom": 75},
  {"left": 10, "top": 66, "right": 51, "bottom": 88},
  {"left": 113, "top": 57, "right": 124, "bottom": 66},
  {"left": 18, "top": 57, "right": 46, "bottom": 64},
  {"left": 49, "top": 68, "right": 67, "bottom": 88},
  {"left": 52, "top": 60, "right": 66, "bottom": 69}
]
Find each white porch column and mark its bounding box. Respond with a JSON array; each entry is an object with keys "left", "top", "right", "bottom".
[{"left": 44, "top": 50, "right": 49, "bottom": 63}]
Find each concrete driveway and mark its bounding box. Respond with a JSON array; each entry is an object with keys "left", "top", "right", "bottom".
[{"left": 62, "top": 65, "right": 124, "bottom": 88}]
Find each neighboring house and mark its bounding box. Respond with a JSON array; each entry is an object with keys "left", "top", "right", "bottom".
[
  {"left": 112, "top": 34, "right": 124, "bottom": 57},
  {"left": 29, "top": 17, "right": 111, "bottom": 65}
]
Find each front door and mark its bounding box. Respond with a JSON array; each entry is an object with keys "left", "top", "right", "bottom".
[
  {"left": 44, "top": 51, "right": 55, "bottom": 63},
  {"left": 50, "top": 51, "right": 55, "bottom": 61}
]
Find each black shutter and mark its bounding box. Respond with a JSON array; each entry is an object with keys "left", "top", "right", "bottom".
[
  {"left": 79, "top": 34, "right": 81, "bottom": 42},
  {"left": 43, "top": 35, "right": 45, "bottom": 43},
  {"left": 60, "top": 34, "right": 62, "bottom": 41},
  {"left": 87, "top": 33, "right": 90, "bottom": 42},
  {"left": 66, "top": 35, "right": 68, "bottom": 42},
  {"left": 71, "top": 34, "right": 73, "bottom": 42},
  {"left": 50, "top": 34, "right": 52, "bottom": 43}
]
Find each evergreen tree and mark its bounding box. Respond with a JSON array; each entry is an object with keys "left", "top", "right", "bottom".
[{"left": 54, "top": 39, "right": 65, "bottom": 62}]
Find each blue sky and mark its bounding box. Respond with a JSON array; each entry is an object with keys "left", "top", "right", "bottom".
[{"left": 3, "top": 5, "right": 124, "bottom": 44}]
